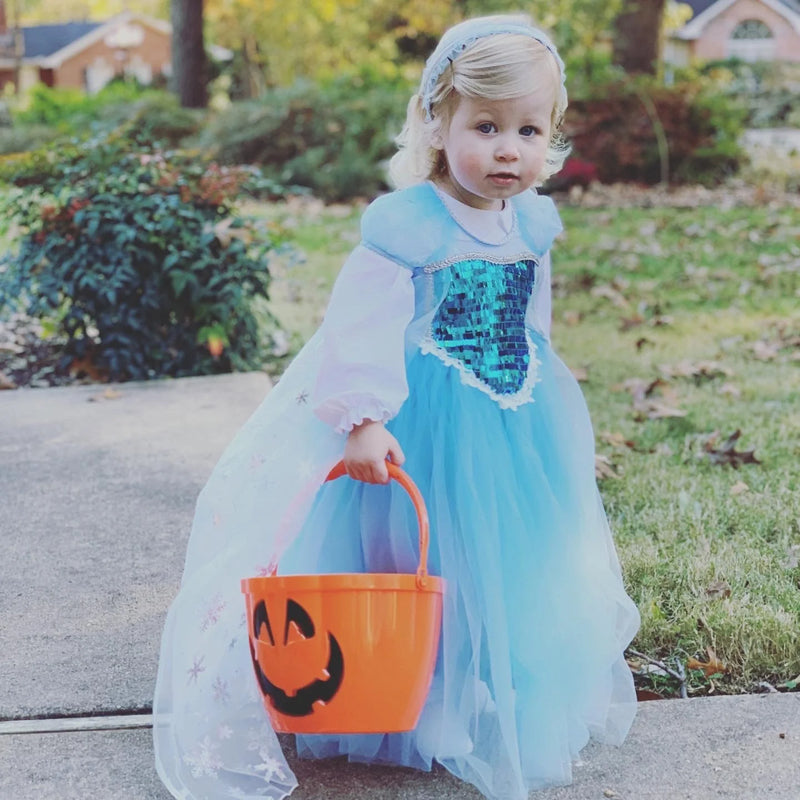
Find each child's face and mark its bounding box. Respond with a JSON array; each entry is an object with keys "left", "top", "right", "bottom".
[{"left": 434, "top": 84, "right": 555, "bottom": 211}]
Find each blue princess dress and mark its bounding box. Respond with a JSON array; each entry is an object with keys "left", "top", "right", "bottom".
[{"left": 153, "top": 182, "right": 640, "bottom": 800}]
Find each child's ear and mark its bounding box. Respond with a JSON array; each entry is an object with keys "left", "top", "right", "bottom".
[{"left": 430, "top": 122, "right": 445, "bottom": 150}]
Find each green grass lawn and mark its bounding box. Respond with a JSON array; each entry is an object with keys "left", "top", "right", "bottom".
[{"left": 254, "top": 196, "right": 800, "bottom": 696}]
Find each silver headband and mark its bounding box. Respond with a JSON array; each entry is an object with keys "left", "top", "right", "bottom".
[{"left": 420, "top": 19, "right": 566, "bottom": 121}]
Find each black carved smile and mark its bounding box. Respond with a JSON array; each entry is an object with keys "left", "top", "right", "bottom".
[{"left": 249, "top": 598, "right": 344, "bottom": 717}]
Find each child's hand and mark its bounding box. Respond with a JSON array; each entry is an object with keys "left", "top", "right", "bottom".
[{"left": 344, "top": 420, "right": 405, "bottom": 484}]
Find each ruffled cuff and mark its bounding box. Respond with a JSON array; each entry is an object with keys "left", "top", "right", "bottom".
[{"left": 313, "top": 394, "right": 394, "bottom": 435}]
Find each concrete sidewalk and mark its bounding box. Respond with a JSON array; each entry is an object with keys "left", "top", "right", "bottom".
[{"left": 1, "top": 374, "right": 798, "bottom": 800}]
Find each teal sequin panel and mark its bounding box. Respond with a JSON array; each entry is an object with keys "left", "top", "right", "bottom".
[{"left": 431, "top": 258, "right": 537, "bottom": 396}]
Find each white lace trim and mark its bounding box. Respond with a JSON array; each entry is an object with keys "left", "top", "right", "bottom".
[
  {"left": 420, "top": 330, "right": 540, "bottom": 410},
  {"left": 422, "top": 252, "right": 539, "bottom": 274}
]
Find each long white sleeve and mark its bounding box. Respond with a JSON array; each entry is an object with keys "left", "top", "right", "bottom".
[
  {"left": 312, "top": 245, "right": 415, "bottom": 434},
  {"left": 527, "top": 251, "right": 553, "bottom": 341}
]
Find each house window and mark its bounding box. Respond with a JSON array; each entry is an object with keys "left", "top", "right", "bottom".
[
  {"left": 728, "top": 19, "right": 775, "bottom": 61},
  {"left": 731, "top": 20, "right": 772, "bottom": 39}
]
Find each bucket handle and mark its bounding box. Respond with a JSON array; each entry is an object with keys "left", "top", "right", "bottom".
[{"left": 325, "top": 461, "right": 432, "bottom": 590}]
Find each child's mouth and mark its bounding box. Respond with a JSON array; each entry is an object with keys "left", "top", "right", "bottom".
[{"left": 488, "top": 173, "right": 518, "bottom": 186}]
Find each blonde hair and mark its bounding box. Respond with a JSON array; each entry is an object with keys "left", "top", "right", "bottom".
[{"left": 389, "top": 17, "right": 569, "bottom": 189}]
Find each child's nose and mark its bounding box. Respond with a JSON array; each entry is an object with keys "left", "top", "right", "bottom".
[{"left": 494, "top": 135, "right": 519, "bottom": 161}]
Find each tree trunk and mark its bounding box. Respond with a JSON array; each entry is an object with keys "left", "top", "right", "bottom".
[
  {"left": 612, "top": 0, "right": 667, "bottom": 75},
  {"left": 171, "top": 0, "right": 208, "bottom": 108}
]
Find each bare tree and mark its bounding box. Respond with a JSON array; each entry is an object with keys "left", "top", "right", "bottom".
[
  {"left": 171, "top": 0, "right": 207, "bottom": 108},
  {"left": 612, "top": 0, "right": 667, "bottom": 75}
]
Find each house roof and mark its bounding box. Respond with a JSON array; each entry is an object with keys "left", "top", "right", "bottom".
[
  {"left": 675, "top": 0, "right": 800, "bottom": 38},
  {"left": 683, "top": 0, "right": 800, "bottom": 15},
  {"left": 12, "top": 11, "right": 231, "bottom": 68},
  {"left": 21, "top": 21, "right": 102, "bottom": 59}
]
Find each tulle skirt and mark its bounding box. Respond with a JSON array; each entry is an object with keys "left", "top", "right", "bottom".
[
  {"left": 153, "top": 331, "right": 639, "bottom": 800},
  {"left": 281, "top": 337, "right": 639, "bottom": 799}
]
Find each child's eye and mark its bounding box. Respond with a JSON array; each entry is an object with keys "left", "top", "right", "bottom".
[
  {"left": 519, "top": 125, "right": 540, "bottom": 137},
  {"left": 477, "top": 122, "right": 496, "bottom": 134}
]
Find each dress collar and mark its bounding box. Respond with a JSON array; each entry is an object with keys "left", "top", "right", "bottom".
[{"left": 428, "top": 181, "right": 516, "bottom": 246}]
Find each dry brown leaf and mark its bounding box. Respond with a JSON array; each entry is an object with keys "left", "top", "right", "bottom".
[
  {"left": 562, "top": 310, "right": 582, "bottom": 326},
  {"left": 719, "top": 382, "right": 742, "bottom": 399},
  {"left": 659, "top": 360, "right": 734, "bottom": 381},
  {"left": 570, "top": 366, "right": 588, "bottom": 382},
  {"left": 730, "top": 480, "right": 750, "bottom": 496},
  {"left": 635, "top": 337, "right": 654, "bottom": 351},
  {"left": 636, "top": 400, "right": 688, "bottom": 421},
  {"left": 703, "top": 430, "right": 761, "bottom": 468},
  {"left": 705, "top": 580, "right": 732, "bottom": 599},
  {"left": 600, "top": 431, "right": 636, "bottom": 450},
  {"left": 595, "top": 454, "right": 620, "bottom": 480},
  {"left": 620, "top": 314, "right": 644, "bottom": 331},
  {"left": 687, "top": 647, "right": 727, "bottom": 677},
  {"left": 0, "top": 370, "right": 16, "bottom": 390},
  {"left": 88, "top": 388, "right": 123, "bottom": 402},
  {"left": 591, "top": 283, "right": 630, "bottom": 308},
  {"left": 751, "top": 340, "right": 780, "bottom": 361}
]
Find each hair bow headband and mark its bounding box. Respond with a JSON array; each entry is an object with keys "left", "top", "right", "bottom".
[{"left": 420, "top": 19, "right": 566, "bottom": 121}]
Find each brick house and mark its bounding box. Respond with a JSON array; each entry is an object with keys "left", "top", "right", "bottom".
[
  {"left": 0, "top": 8, "right": 172, "bottom": 94},
  {"left": 667, "top": 0, "right": 800, "bottom": 63}
]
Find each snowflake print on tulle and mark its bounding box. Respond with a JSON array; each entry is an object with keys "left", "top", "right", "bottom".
[
  {"left": 184, "top": 736, "right": 223, "bottom": 778},
  {"left": 217, "top": 723, "right": 233, "bottom": 740},
  {"left": 254, "top": 746, "right": 287, "bottom": 781},
  {"left": 187, "top": 655, "right": 205, "bottom": 684},
  {"left": 255, "top": 563, "right": 276, "bottom": 577},
  {"left": 212, "top": 676, "right": 230, "bottom": 704},
  {"left": 295, "top": 390, "right": 309, "bottom": 404},
  {"left": 201, "top": 594, "right": 227, "bottom": 632},
  {"left": 249, "top": 453, "right": 266, "bottom": 471},
  {"left": 228, "top": 637, "right": 238, "bottom": 650}
]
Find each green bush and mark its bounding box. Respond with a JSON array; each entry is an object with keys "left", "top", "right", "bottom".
[
  {"left": 699, "top": 59, "right": 800, "bottom": 129},
  {"left": 0, "top": 124, "right": 61, "bottom": 155},
  {"left": 194, "top": 74, "right": 411, "bottom": 201},
  {"left": 0, "top": 132, "right": 278, "bottom": 381},
  {"left": 563, "top": 75, "right": 746, "bottom": 185},
  {"left": 13, "top": 82, "right": 204, "bottom": 147}
]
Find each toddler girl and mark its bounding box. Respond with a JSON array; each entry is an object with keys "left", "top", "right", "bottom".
[{"left": 154, "top": 14, "right": 640, "bottom": 800}]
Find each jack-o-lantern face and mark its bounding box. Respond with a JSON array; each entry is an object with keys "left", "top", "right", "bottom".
[{"left": 248, "top": 598, "right": 344, "bottom": 717}]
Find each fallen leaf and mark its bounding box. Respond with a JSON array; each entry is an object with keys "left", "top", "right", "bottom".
[
  {"left": 591, "top": 283, "right": 630, "bottom": 308},
  {"left": 703, "top": 430, "right": 761, "bottom": 468},
  {"left": 620, "top": 314, "right": 644, "bottom": 331},
  {"left": 635, "top": 337, "right": 654, "bottom": 351},
  {"left": 687, "top": 647, "right": 727, "bottom": 677},
  {"left": 600, "top": 431, "right": 636, "bottom": 450},
  {"left": 88, "top": 388, "right": 123, "bottom": 402},
  {"left": 751, "top": 340, "right": 779, "bottom": 361},
  {"left": 636, "top": 688, "right": 665, "bottom": 701},
  {"left": 705, "top": 580, "right": 732, "bottom": 599},
  {"left": 570, "top": 366, "right": 588, "bottom": 382},
  {"left": 659, "top": 360, "right": 733, "bottom": 381},
  {"left": 595, "top": 454, "right": 620, "bottom": 480},
  {"left": 0, "top": 370, "right": 16, "bottom": 390},
  {"left": 719, "top": 382, "right": 742, "bottom": 399},
  {"left": 730, "top": 480, "right": 750, "bottom": 496},
  {"left": 562, "top": 310, "right": 582, "bottom": 326}
]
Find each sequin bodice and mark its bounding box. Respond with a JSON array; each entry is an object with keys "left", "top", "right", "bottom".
[{"left": 421, "top": 257, "right": 540, "bottom": 409}]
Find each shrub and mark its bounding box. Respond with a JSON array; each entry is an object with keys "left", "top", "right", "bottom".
[
  {"left": 0, "top": 124, "right": 61, "bottom": 155},
  {"left": 194, "top": 74, "right": 411, "bottom": 201},
  {"left": 13, "top": 82, "right": 204, "bottom": 147},
  {"left": 562, "top": 76, "right": 746, "bottom": 185},
  {"left": 0, "top": 132, "right": 278, "bottom": 382}
]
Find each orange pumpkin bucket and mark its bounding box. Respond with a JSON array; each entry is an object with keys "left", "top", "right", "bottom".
[{"left": 241, "top": 461, "right": 445, "bottom": 734}]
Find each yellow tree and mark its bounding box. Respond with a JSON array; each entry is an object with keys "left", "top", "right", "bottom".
[{"left": 19, "top": 0, "right": 168, "bottom": 23}]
